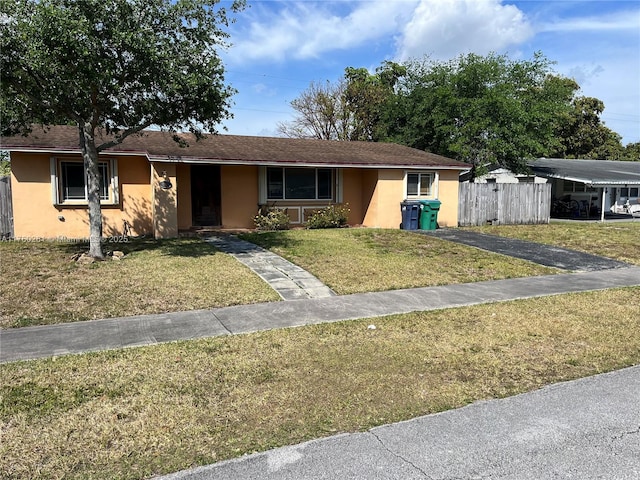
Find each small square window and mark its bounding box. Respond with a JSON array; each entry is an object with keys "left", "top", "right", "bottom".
[
  {"left": 52, "top": 158, "right": 117, "bottom": 205},
  {"left": 406, "top": 172, "right": 434, "bottom": 198}
]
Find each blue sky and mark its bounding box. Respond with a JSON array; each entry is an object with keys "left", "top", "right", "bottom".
[{"left": 219, "top": 0, "right": 640, "bottom": 145}]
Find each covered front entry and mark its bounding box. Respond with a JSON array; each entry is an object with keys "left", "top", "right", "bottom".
[{"left": 191, "top": 165, "right": 221, "bottom": 226}]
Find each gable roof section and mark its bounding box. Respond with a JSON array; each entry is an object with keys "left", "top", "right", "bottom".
[
  {"left": 1, "top": 125, "right": 470, "bottom": 170},
  {"left": 528, "top": 158, "right": 640, "bottom": 186}
]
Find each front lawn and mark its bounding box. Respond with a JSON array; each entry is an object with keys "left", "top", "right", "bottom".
[
  {"left": 2, "top": 287, "right": 639, "bottom": 479},
  {"left": 0, "top": 230, "right": 557, "bottom": 328},
  {"left": 0, "top": 238, "right": 280, "bottom": 328},
  {"left": 239, "top": 229, "right": 556, "bottom": 294}
]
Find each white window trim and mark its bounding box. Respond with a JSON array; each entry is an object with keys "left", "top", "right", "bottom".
[
  {"left": 404, "top": 170, "right": 439, "bottom": 199},
  {"left": 50, "top": 156, "right": 119, "bottom": 206}
]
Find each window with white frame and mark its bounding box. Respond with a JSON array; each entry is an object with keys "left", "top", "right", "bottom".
[
  {"left": 266, "top": 167, "right": 333, "bottom": 200},
  {"left": 406, "top": 172, "right": 435, "bottom": 198},
  {"left": 51, "top": 157, "right": 118, "bottom": 205}
]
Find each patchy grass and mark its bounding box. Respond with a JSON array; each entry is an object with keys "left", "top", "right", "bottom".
[
  {"left": 471, "top": 222, "right": 640, "bottom": 265},
  {"left": 0, "top": 238, "right": 279, "bottom": 328},
  {"left": 1, "top": 287, "right": 639, "bottom": 479},
  {"left": 239, "top": 229, "right": 557, "bottom": 294}
]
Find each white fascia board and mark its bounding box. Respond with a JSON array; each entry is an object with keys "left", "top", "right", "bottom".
[{"left": 147, "top": 156, "right": 468, "bottom": 170}]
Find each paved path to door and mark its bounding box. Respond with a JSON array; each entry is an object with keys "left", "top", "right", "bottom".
[
  {"left": 419, "top": 229, "right": 630, "bottom": 271},
  {"left": 205, "top": 235, "right": 335, "bottom": 300}
]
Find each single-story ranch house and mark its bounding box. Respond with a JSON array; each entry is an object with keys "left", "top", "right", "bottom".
[{"left": 2, "top": 125, "right": 470, "bottom": 239}]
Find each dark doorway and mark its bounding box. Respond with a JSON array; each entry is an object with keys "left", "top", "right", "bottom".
[{"left": 191, "top": 165, "right": 221, "bottom": 226}]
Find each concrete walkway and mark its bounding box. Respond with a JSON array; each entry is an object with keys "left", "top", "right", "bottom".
[
  {"left": 158, "top": 364, "right": 640, "bottom": 479},
  {"left": 205, "top": 235, "right": 335, "bottom": 300},
  {"left": 2, "top": 266, "right": 639, "bottom": 363}
]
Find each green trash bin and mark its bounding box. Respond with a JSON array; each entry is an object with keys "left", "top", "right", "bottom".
[{"left": 419, "top": 199, "right": 441, "bottom": 230}]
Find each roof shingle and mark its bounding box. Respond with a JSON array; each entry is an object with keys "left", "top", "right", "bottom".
[{"left": 1, "top": 125, "right": 470, "bottom": 169}]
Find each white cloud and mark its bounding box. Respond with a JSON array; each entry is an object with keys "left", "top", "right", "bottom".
[
  {"left": 229, "top": 1, "right": 418, "bottom": 63},
  {"left": 539, "top": 9, "right": 640, "bottom": 33},
  {"left": 396, "top": 0, "right": 533, "bottom": 60}
]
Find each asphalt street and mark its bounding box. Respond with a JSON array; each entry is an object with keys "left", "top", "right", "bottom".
[{"left": 157, "top": 365, "right": 640, "bottom": 480}]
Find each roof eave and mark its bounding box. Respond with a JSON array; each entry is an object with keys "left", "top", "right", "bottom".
[
  {"left": 5, "top": 147, "right": 469, "bottom": 170},
  {"left": 148, "top": 156, "right": 469, "bottom": 170}
]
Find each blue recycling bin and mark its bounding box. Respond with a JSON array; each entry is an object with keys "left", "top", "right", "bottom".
[{"left": 400, "top": 201, "right": 420, "bottom": 230}]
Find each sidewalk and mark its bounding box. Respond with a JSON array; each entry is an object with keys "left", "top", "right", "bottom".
[{"left": 2, "top": 266, "right": 640, "bottom": 363}]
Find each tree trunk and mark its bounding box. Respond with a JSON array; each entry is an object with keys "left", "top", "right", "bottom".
[{"left": 79, "top": 123, "right": 104, "bottom": 259}]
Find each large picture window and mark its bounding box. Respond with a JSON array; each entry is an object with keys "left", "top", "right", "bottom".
[
  {"left": 406, "top": 172, "right": 435, "bottom": 198},
  {"left": 267, "top": 167, "right": 333, "bottom": 200},
  {"left": 51, "top": 158, "right": 118, "bottom": 205}
]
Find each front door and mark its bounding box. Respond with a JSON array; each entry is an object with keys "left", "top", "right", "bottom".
[{"left": 191, "top": 165, "right": 221, "bottom": 226}]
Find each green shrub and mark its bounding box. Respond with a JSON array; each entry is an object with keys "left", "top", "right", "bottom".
[
  {"left": 306, "top": 204, "right": 350, "bottom": 229},
  {"left": 254, "top": 207, "right": 290, "bottom": 231}
]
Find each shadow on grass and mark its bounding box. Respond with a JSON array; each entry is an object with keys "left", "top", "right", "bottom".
[
  {"left": 237, "top": 231, "right": 302, "bottom": 251},
  {"left": 50, "top": 237, "right": 220, "bottom": 258}
]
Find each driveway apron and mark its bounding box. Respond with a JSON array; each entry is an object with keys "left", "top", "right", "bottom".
[
  {"left": 205, "top": 234, "right": 335, "bottom": 300},
  {"left": 419, "top": 229, "right": 630, "bottom": 271}
]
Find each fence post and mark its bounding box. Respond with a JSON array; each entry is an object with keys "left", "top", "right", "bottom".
[{"left": 0, "top": 175, "right": 14, "bottom": 239}]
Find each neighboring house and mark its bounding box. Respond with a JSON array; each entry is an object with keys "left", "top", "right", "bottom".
[
  {"left": 460, "top": 166, "right": 547, "bottom": 184},
  {"left": 528, "top": 158, "right": 640, "bottom": 219},
  {"left": 1, "top": 126, "right": 470, "bottom": 239}
]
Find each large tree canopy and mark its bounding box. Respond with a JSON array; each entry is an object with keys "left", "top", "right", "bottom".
[
  {"left": 1, "top": 0, "right": 244, "bottom": 257},
  {"left": 550, "top": 96, "right": 632, "bottom": 160},
  {"left": 381, "top": 52, "right": 580, "bottom": 174},
  {"left": 281, "top": 52, "right": 635, "bottom": 170}
]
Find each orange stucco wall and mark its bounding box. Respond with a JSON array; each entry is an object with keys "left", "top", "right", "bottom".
[
  {"left": 151, "top": 162, "right": 178, "bottom": 238},
  {"left": 358, "top": 168, "right": 461, "bottom": 229},
  {"left": 360, "top": 169, "right": 379, "bottom": 227},
  {"left": 435, "top": 170, "right": 460, "bottom": 227},
  {"left": 359, "top": 169, "right": 405, "bottom": 228},
  {"left": 220, "top": 165, "right": 259, "bottom": 229},
  {"left": 176, "top": 163, "right": 192, "bottom": 230},
  {"left": 10, "top": 152, "right": 152, "bottom": 239},
  {"left": 341, "top": 168, "right": 365, "bottom": 225},
  {"left": 10, "top": 154, "right": 463, "bottom": 238}
]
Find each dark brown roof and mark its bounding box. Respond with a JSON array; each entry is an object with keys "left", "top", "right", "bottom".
[{"left": 1, "top": 125, "right": 470, "bottom": 169}]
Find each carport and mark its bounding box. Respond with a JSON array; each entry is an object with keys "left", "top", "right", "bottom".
[{"left": 528, "top": 158, "right": 640, "bottom": 221}]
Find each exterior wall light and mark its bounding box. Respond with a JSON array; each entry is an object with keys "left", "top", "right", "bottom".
[{"left": 159, "top": 171, "right": 172, "bottom": 190}]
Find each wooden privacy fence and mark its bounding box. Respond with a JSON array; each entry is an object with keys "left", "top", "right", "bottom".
[
  {"left": 458, "top": 183, "right": 551, "bottom": 226},
  {"left": 0, "top": 175, "right": 13, "bottom": 239}
]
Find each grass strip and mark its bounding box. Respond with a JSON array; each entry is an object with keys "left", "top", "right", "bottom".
[{"left": 2, "top": 287, "right": 639, "bottom": 479}]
